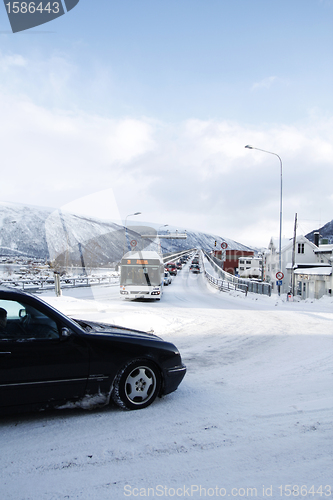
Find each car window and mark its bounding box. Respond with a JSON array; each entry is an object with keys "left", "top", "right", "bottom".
[
  {"left": 0, "top": 299, "right": 22, "bottom": 320},
  {"left": 0, "top": 299, "right": 59, "bottom": 341}
]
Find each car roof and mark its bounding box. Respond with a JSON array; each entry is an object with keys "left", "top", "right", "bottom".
[{"left": 0, "top": 285, "right": 31, "bottom": 298}]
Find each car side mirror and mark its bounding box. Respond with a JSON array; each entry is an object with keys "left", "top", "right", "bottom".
[
  {"left": 61, "top": 327, "right": 73, "bottom": 338},
  {"left": 19, "top": 309, "right": 27, "bottom": 318}
]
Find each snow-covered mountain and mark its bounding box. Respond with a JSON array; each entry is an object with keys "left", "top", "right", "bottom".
[
  {"left": 0, "top": 202, "right": 138, "bottom": 267},
  {"left": 0, "top": 202, "right": 253, "bottom": 266},
  {"left": 157, "top": 228, "right": 252, "bottom": 254},
  {"left": 306, "top": 219, "right": 333, "bottom": 244}
]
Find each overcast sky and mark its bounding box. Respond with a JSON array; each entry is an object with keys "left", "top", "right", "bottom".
[{"left": 1, "top": 0, "right": 333, "bottom": 247}]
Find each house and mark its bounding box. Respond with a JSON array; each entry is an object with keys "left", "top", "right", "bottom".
[
  {"left": 213, "top": 250, "right": 254, "bottom": 275},
  {"left": 238, "top": 256, "right": 263, "bottom": 279},
  {"left": 295, "top": 236, "right": 333, "bottom": 299},
  {"left": 293, "top": 266, "right": 332, "bottom": 299},
  {"left": 265, "top": 234, "right": 333, "bottom": 298}
]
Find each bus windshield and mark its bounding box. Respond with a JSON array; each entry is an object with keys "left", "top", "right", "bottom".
[{"left": 120, "top": 265, "right": 162, "bottom": 286}]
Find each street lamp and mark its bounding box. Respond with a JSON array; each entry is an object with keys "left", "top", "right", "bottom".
[
  {"left": 158, "top": 224, "right": 169, "bottom": 233},
  {"left": 124, "top": 212, "right": 141, "bottom": 255},
  {"left": 245, "top": 145, "right": 283, "bottom": 296}
]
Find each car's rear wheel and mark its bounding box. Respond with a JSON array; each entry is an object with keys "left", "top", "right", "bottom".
[{"left": 112, "top": 360, "right": 161, "bottom": 410}]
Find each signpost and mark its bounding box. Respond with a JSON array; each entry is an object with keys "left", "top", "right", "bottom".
[{"left": 276, "top": 271, "right": 284, "bottom": 289}]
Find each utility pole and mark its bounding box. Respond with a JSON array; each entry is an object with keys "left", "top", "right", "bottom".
[{"left": 291, "top": 213, "right": 297, "bottom": 296}]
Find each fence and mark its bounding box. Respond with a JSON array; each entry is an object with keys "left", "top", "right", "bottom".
[
  {"left": 0, "top": 275, "right": 120, "bottom": 293},
  {"left": 203, "top": 251, "right": 271, "bottom": 297},
  {"left": 204, "top": 271, "right": 249, "bottom": 294}
]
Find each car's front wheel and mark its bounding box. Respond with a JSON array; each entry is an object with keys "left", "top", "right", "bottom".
[{"left": 112, "top": 360, "right": 161, "bottom": 410}]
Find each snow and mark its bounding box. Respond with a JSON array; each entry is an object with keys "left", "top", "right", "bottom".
[
  {"left": 294, "top": 267, "right": 332, "bottom": 276},
  {"left": 1, "top": 257, "right": 333, "bottom": 499}
]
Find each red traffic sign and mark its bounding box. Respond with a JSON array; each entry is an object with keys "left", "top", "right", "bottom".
[
  {"left": 130, "top": 239, "right": 137, "bottom": 248},
  {"left": 221, "top": 242, "right": 228, "bottom": 249},
  {"left": 276, "top": 271, "right": 284, "bottom": 280}
]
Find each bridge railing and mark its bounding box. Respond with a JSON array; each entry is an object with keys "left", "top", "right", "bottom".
[
  {"left": 204, "top": 270, "right": 248, "bottom": 295},
  {"left": 202, "top": 251, "right": 271, "bottom": 297}
]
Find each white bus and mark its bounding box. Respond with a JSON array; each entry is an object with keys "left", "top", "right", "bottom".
[{"left": 120, "top": 250, "right": 164, "bottom": 300}]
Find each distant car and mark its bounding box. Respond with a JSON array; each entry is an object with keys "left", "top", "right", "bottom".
[
  {"left": 164, "top": 271, "right": 172, "bottom": 285},
  {"left": 176, "top": 262, "right": 182, "bottom": 270},
  {"left": 190, "top": 264, "right": 200, "bottom": 274},
  {"left": 165, "top": 263, "right": 177, "bottom": 276},
  {"left": 192, "top": 258, "right": 199, "bottom": 265},
  {"left": 0, "top": 287, "right": 186, "bottom": 414}
]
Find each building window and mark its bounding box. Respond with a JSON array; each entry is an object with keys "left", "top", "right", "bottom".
[
  {"left": 240, "top": 267, "right": 244, "bottom": 270},
  {"left": 267, "top": 264, "right": 270, "bottom": 271},
  {"left": 298, "top": 243, "right": 304, "bottom": 254},
  {"left": 239, "top": 260, "right": 244, "bottom": 264},
  {"left": 246, "top": 260, "right": 251, "bottom": 264}
]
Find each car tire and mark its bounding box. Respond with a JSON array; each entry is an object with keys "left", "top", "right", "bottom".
[{"left": 112, "top": 360, "right": 161, "bottom": 410}]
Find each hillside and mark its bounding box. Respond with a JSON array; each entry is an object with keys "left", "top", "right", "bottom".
[
  {"left": 306, "top": 219, "right": 333, "bottom": 244},
  {"left": 0, "top": 202, "right": 253, "bottom": 267}
]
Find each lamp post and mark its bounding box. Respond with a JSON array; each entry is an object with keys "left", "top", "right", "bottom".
[
  {"left": 158, "top": 224, "right": 169, "bottom": 233},
  {"left": 124, "top": 212, "right": 141, "bottom": 255},
  {"left": 245, "top": 145, "right": 283, "bottom": 296}
]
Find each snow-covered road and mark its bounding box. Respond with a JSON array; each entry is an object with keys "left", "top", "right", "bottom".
[{"left": 1, "top": 259, "right": 333, "bottom": 499}]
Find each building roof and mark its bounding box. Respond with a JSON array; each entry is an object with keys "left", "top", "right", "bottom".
[
  {"left": 286, "top": 262, "right": 331, "bottom": 269},
  {"left": 314, "top": 244, "right": 333, "bottom": 254},
  {"left": 294, "top": 267, "right": 332, "bottom": 276},
  {"left": 268, "top": 235, "right": 318, "bottom": 254}
]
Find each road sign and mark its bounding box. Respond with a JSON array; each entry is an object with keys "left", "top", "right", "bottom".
[
  {"left": 276, "top": 280, "right": 283, "bottom": 286},
  {"left": 130, "top": 239, "right": 137, "bottom": 248},
  {"left": 276, "top": 271, "right": 284, "bottom": 280},
  {"left": 221, "top": 242, "right": 228, "bottom": 249}
]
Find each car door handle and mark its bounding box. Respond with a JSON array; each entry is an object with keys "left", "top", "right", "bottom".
[{"left": 0, "top": 352, "right": 12, "bottom": 356}]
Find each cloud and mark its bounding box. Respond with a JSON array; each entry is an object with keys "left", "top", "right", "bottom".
[
  {"left": 251, "top": 76, "right": 277, "bottom": 91},
  {"left": 0, "top": 91, "right": 156, "bottom": 205},
  {"left": 61, "top": 188, "right": 122, "bottom": 223},
  {"left": 0, "top": 50, "right": 332, "bottom": 248},
  {"left": 0, "top": 52, "right": 27, "bottom": 71}
]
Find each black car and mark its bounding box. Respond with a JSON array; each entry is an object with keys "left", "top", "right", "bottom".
[
  {"left": 0, "top": 287, "right": 186, "bottom": 414},
  {"left": 190, "top": 264, "right": 200, "bottom": 274}
]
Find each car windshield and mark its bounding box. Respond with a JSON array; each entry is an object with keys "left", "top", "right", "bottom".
[{"left": 71, "top": 319, "right": 93, "bottom": 332}]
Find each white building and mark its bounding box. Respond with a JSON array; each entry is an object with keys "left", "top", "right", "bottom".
[
  {"left": 237, "top": 256, "right": 262, "bottom": 279},
  {"left": 293, "top": 266, "right": 332, "bottom": 299},
  {"left": 264, "top": 235, "right": 333, "bottom": 298}
]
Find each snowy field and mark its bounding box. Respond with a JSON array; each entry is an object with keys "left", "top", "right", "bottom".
[{"left": 1, "top": 258, "right": 333, "bottom": 500}]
